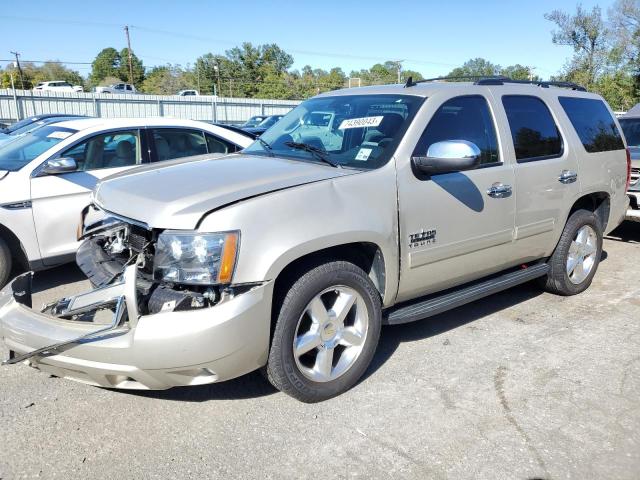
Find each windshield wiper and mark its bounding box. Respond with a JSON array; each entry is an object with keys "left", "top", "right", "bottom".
[
  {"left": 257, "top": 137, "right": 274, "bottom": 156},
  {"left": 283, "top": 141, "right": 340, "bottom": 168}
]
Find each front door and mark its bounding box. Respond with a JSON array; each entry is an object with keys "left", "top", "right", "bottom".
[
  {"left": 30, "top": 129, "right": 145, "bottom": 264},
  {"left": 397, "top": 94, "right": 517, "bottom": 302}
]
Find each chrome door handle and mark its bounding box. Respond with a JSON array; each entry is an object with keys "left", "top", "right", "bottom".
[
  {"left": 559, "top": 170, "right": 578, "bottom": 184},
  {"left": 487, "top": 183, "right": 512, "bottom": 198}
]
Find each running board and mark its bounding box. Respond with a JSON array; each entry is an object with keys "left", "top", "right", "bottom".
[{"left": 385, "top": 263, "right": 549, "bottom": 325}]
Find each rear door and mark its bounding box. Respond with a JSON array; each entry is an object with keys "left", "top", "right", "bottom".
[
  {"left": 496, "top": 94, "right": 581, "bottom": 261},
  {"left": 30, "top": 128, "right": 148, "bottom": 263}
]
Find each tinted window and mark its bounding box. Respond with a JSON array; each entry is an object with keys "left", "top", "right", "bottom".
[
  {"left": 62, "top": 130, "right": 141, "bottom": 170},
  {"left": 559, "top": 97, "right": 624, "bottom": 152},
  {"left": 413, "top": 95, "right": 499, "bottom": 165},
  {"left": 502, "top": 96, "right": 562, "bottom": 161},
  {"left": 150, "top": 128, "right": 208, "bottom": 162},
  {"left": 620, "top": 118, "right": 640, "bottom": 147},
  {"left": 204, "top": 133, "right": 235, "bottom": 154}
]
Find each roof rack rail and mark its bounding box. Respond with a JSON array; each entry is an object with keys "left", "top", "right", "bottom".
[
  {"left": 403, "top": 75, "right": 587, "bottom": 91},
  {"left": 474, "top": 77, "right": 587, "bottom": 91}
]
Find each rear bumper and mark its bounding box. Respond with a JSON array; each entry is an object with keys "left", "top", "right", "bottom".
[
  {"left": 626, "top": 191, "right": 640, "bottom": 223},
  {"left": 0, "top": 270, "right": 273, "bottom": 390}
]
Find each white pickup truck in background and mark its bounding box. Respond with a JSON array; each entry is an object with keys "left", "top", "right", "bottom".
[{"left": 94, "top": 83, "right": 137, "bottom": 94}]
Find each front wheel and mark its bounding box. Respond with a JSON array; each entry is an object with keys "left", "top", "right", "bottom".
[
  {"left": 266, "top": 261, "right": 382, "bottom": 402},
  {"left": 540, "top": 209, "right": 603, "bottom": 296}
]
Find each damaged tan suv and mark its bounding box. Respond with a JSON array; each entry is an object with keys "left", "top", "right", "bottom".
[{"left": 0, "top": 78, "right": 631, "bottom": 402}]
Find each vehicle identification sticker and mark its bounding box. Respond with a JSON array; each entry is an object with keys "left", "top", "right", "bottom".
[
  {"left": 355, "top": 148, "right": 372, "bottom": 161},
  {"left": 47, "top": 131, "right": 73, "bottom": 139},
  {"left": 339, "top": 116, "right": 384, "bottom": 130}
]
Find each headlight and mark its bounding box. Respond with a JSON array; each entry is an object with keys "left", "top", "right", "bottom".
[{"left": 153, "top": 231, "right": 240, "bottom": 285}]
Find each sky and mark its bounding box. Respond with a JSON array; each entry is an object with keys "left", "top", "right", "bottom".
[{"left": 0, "top": 0, "right": 618, "bottom": 80}]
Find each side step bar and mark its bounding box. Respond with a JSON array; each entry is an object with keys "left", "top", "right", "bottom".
[{"left": 385, "top": 263, "right": 549, "bottom": 325}]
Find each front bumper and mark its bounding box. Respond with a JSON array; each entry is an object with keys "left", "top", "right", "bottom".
[
  {"left": 0, "top": 267, "right": 273, "bottom": 390},
  {"left": 627, "top": 191, "right": 640, "bottom": 223}
]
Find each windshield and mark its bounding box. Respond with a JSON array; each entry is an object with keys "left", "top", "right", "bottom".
[
  {"left": 243, "top": 116, "right": 266, "bottom": 127},
  {"left": 0, "top": 125, "right": 77, "bottom": 171},
  {"left": 258, "top": 116, "right": 283, "bottom": 128},
  {"left": 619, "top": 118, "right": 640, "bottom": 147},
  {"left": 244, "top": 94, "right": 424, "bottom": 169}
]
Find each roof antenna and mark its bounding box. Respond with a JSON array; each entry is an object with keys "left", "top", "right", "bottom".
[{"left": 404, "top": 76, "right": 417, "bottom": 88}]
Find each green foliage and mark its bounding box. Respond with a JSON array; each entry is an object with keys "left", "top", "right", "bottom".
[
  {"left": 350, "top": 61, "right": 423, "bottom": 86},
  {"left": 0, "top": 61, "right": 84, "bottom": 89},
  {"left": 447, "top": 58, "right": 502, "bottom": 79},
  {"left": 89, "top": 48, "right": 121, "bottom": 86},
  {"left": 142, "top": 65, "right": 197, "bottom": 95},
  {"left": 118, "top": 48, "right": 145, "bottom": 87}
]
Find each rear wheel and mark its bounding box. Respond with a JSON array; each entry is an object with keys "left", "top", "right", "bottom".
[
  {"left": 0, "top": 237, "right": 11, "bottom": 289},
  {"left": 540, "top": 209, "right": 603, "bottom": 296},
  {"left": 266, "top": 261, "right": 381, "bottom": 402}
]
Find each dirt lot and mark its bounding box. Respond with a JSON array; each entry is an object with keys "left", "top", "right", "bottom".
[{"left": 1, "top": 223, "right": 639, "bottom": 480}]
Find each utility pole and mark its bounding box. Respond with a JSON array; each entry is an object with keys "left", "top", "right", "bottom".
[
  {"left": 10, "top": 51, "right": 25, "bottom": 89},
  {"left": 392, "top": 60, "right": 404, "bottom": 84},
  {"left": 527, "top": 66, "right": 536, "bottom": 82},
  {"left": 124, "top": 25, "right": 135, "bottom": 86}
]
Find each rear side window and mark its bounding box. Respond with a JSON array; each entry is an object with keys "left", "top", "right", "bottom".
[
  {"left": 619, "top": 118, "right": 640, "bottom": 147},
  {"left": 502, "top": 95, "right": 562, "bottom": 162},
  {"left": 559, "top": 97, "right": 625, "bottom": 152},
  {"left": 413, "top": 95, "right": 500, "bottom": 166}
]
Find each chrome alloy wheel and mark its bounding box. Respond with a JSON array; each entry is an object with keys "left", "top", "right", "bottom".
[
  {"left": 293, "top": 286, "right": 369, "bottom": 382},
  {"left": 566, "top": 225, "right": 598, "bottom": 284}
]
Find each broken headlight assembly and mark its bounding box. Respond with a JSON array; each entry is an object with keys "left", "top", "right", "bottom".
[{"left": 153, "top": 231, "right": 240, "bottom": 286}]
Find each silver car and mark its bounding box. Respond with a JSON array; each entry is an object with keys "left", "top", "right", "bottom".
[{"left": 0, "top": 79, "right": 630, "bottom": 402}]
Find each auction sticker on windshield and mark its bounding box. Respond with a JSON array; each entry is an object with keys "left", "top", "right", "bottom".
[{"left": 339, "top": 116, "right": 384, "bottom": 130}]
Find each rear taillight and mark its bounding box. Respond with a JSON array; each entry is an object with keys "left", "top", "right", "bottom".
[{"left": 626, "top": 147, "right": 632, "bottom": 192}]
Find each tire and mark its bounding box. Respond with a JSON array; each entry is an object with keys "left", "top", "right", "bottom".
[
  {"left": 539, "top": 209, "right": 603, "bottom": 296},
  {"left": 0, "top": 237, "right": 11, "bottom": 289},
  {"left": 266, "top": 260, "right": 382, "bottom": 402}
]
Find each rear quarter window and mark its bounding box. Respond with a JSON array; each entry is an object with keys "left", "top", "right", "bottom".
[
  {"left": 558, "top": 97, "right": 624, "bottom": 153},
  {"left": 502, "top": 95, "right": 563, "bottom": 162}
]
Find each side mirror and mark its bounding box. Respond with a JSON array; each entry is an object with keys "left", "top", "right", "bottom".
[
  {"left": 412, "top": 140, "right": 481, "bottom": 175},
  {"left": 40, "top": 157, "right": 78, "bottom": 175}
]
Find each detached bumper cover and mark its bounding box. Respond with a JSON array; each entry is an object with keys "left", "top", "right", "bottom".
[{"left": 0, "top": 271, "right": 273, "bottom": 390}]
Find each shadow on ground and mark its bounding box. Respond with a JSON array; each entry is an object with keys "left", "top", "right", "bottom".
[
  {"left": 129, "top": 282, "right": 544, "bottom": 403},
  {"left": 606, "top": 221, "right": 640, "bottom": 244}
]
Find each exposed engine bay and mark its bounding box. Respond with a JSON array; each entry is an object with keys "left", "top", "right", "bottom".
[{"left": 74, "top": 212, "right": 235, "bottom": 317}]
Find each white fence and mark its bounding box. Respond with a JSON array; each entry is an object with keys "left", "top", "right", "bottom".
[{"left": 0, "top": 89, "right": 300, "bottom": 125}]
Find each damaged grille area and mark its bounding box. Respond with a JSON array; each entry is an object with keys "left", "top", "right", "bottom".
[{"left": 77, "top": 214, "right": 222, "bottom": 316}]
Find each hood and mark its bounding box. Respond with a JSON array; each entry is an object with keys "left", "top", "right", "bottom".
[{"left": 95, "top": 153, "right": 358, "bottom": 229}]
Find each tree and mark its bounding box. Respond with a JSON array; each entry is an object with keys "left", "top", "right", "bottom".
[
  {"left": 350, "top": 61, "right": 423, "bottom": 86},
  {"left": 90, "top": 48, "right": 120, "bottom": 86},
  {"left": 501, "top": 64, "right": 540, "bottom": 81},
  {"left": 118, "top": 48, "right": 145, "bottom": 87},
  {"left": 544, "top": 6, "right": 609, "bottom": 89},
  {"left": 142, "top": 65, "right": 195, "bottom": 94},
  {"left": 446, "top": 58, "right": 501, "bottom": 79}
]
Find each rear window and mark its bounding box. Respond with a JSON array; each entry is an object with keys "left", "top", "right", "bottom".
[
  {"left": 559, "top": 97, "right": 624, "bottom": 153},
  {"left": 502, "top": 95, "right": 563, "bottom": 161}
]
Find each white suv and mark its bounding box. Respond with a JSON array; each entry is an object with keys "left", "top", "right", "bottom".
[
  {"left": 0, "top": 117, "right": 253, "bottom": 287},
  {"left": 33, "top": 81, "right": 83, "bottom": 93}
]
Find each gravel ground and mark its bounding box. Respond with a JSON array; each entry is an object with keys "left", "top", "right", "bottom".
[{"left": 1, "top": 223, "right": 639, "bottom": 480}]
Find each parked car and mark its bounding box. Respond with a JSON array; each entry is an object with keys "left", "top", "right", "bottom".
[
  {"left": 95, "top": 83, "right": 137, "bottom": 94},
  {"left": 0, "top": 117, "right": 252, "bottom": 288},
  {"left": 0, "top": 79, "right": 630, "bottom": 402},
  {"left": 0, "top": 114, "right": 87, "bottom": 135},
  {"left": 617, "top": 114, "right": 640, "bottom": 222},
  {"left": 0, "top": 115, "right": 89, "bottom": 146},
  {"left": 241, "top": 115, "right": 268, "bottom": 128},
  {"left": 242, "top": 115, "right": 285, "bottom": 136},
  {"left": 33, "top": 81, "right": 83, "bottom": 93},
  {"left": 208, "top": 122, "right": 258, "bottom": 140},
  {"left": 177, "top": 90, "right": 199, "bottom": 96}
]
